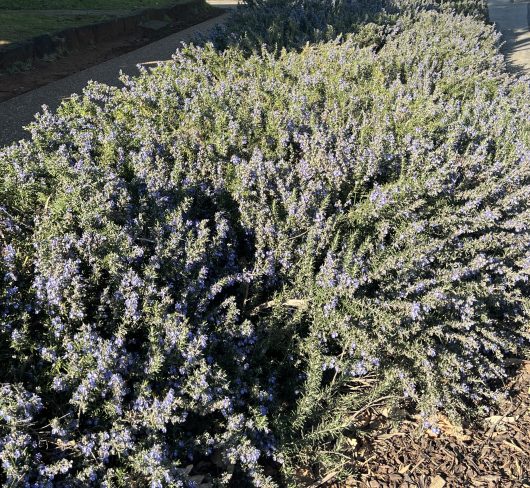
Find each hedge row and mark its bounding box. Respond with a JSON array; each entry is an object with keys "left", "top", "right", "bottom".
[
  {"left": 214, "top": 0, "right": 489, "bottom": 52},
  {"left": 1, "top": 1, "right": 529, "bottom": 487}
]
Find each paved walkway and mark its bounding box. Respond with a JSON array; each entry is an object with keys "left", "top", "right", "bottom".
[
  {"left": 488, "top": 0, "right": 530, "bottom": 74},
  {"left": 0, "top": 1, "right": 238, "bottom": 148}
]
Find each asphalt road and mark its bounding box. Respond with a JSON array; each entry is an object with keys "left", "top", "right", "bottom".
[{"left": 0, "top": 1, "right": 237, "bottom": 148}]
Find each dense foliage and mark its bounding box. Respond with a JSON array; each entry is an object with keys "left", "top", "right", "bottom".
[
  {"left": 1, "top": 0, "right": 529, "bottom": 486},
  {"left": 213, "top": 0, "right": 489, "bottom": 52}
]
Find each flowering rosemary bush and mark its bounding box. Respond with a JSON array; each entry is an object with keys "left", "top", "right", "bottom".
[
  {"left": 214, "top": 0, "right": 489, "bottom": 52},
  {"left": 1, "top": 2, "right": 529, "bottom": 487}
]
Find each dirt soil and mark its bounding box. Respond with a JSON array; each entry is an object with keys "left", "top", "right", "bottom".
[
  {"left": 0, "top": 7, "right": 222, "bottom": 103},
  {"left": 323, "top": 361, "right": 530, "bottom": 487}
]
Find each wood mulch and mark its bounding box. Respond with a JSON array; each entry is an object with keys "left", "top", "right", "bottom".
[{"left": 323, "top": 361, "right": 530, "bottom": 488}]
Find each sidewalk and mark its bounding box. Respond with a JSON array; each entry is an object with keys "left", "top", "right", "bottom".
[
  {"left": 488, "top": 0, "right": 530, "bottom": 74},
  {"left": 0, "top": 1, "right": 237, "bottom": 148}
]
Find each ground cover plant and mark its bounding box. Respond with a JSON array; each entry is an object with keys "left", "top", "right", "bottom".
[
  {"left": 0, "top": 0, "right": 187, "bottom": 9},
  {"left": 0, "top": 12, "right": 113, "bottom": 44},
  {"left": 1, "top": 0, "right": 529, "bottom": 486}
]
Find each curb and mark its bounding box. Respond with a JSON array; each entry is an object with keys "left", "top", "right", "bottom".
[{"left": 0, "top": 0, "right": 216, "bottom": 71}]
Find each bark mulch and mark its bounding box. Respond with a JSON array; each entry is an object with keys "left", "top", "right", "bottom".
[{"left": 328, "top": 361, "right": 530, "bottom": 488}]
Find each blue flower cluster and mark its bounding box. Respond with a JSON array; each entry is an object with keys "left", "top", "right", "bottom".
[{"left": 0, "top": 0, "right": 529, "bottom": 485}]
